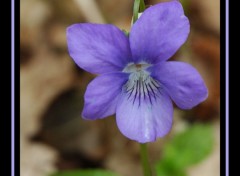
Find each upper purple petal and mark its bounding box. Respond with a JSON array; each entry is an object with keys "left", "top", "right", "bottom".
[
  {"left": 129, "top": 0, "right": 190, "bottom": 64},
  {"left": 82, "top": 72, "right": 129, "bottom": 120},
  {"left": 149, "top": 61, "right": 208, "bottom": 109},
  {"left": 116, "top": 90, "right": 173, "bottom": 143},
  {"left": 67, "top": 23, "right": 132, "bottom": 74}
]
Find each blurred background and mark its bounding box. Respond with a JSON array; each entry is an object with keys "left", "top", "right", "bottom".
[{"left": 20, "top": 0, "right": 220, "bottom": 176}]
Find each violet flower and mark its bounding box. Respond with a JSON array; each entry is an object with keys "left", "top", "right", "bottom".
[{"left": 66, "top": 1, "right": 208, "bottom": 143}]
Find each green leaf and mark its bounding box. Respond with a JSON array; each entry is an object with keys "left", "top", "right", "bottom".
[
  {"left": 155, "top": 166, "right": 187, "bottom": 176},
  {"left": 139, "top": 0, "right": 146, "bottom": 12},
  {"left": 155, "top": 124, "right": 214, "bottom": 175},
  {"left": 50, "top": 169, "right": 120, "bottom": 176}
]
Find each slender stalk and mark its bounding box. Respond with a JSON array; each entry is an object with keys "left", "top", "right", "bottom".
[
  {"left": 140, "top": 143, "right": 152, "bottom": 176},
  {"left": 133, "top": 0, "right": 146, "bottom": 23},
  {"left": 133, "top": 0, "right": 140, "bottom": 23}
]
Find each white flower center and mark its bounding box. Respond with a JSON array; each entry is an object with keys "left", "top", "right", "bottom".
[{"left": 123, "top": 63, "right": 161, "bottom": 106}]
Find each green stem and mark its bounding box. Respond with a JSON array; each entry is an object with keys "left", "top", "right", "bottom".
[
  {"left": 133, "top": 0, "right": 146, "bottom": 23},
  {"left": 140, "top": 143, "right": 152, "bottom": 176}
]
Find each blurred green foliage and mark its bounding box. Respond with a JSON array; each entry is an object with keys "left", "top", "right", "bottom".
[
  {"left": 50, "top": 169, "right": 120, "bottom": 176},
  {"left": 50, "top": 124, "right": 214, "bottom": 176},
  {"left": 155, "top": 124, "right": 214, "bottom": 176}
]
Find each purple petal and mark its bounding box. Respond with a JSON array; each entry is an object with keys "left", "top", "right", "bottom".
[
  {"left": 116, "top": 90, "right": 173, "bottom": 143},
  {"left": 130, "top": 1, "right": 190, "bottom": 64},
  {"left": 67, "top": 23, "right": 132, "bottom": 74},
  {"left": 149, "top": 61, "right": 208, "bottom": 109},
  {"left": 82, "top": 72, "right": 128, "bottom": 120}
]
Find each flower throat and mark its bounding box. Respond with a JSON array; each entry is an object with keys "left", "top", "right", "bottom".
[{"left": 123, "top": 63, "right": 161, "bottom": 106}]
